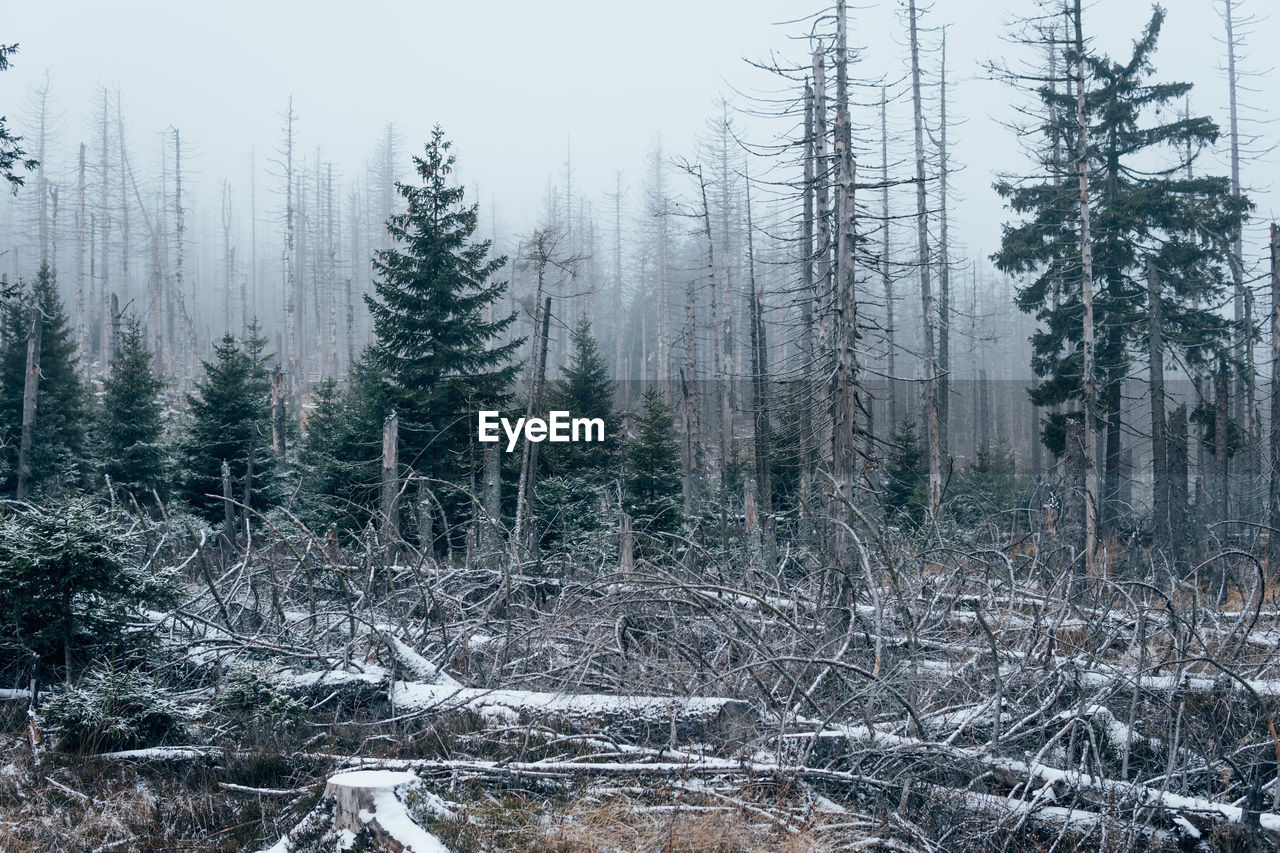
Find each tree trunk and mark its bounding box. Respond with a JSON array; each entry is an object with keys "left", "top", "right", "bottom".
[
  {"left": 746, "top": 174, "right": 775, "bottom": 576},
  {"left": 1148, "top": 259, "right": 1169, "bottom": 558},
  {"left": 880, "top": 86, "right": 898, "bottom": 429},
  {"left": 831, "top": 0, "right": 861, "bottom": 553},
  {"left": 798, "top": 76, "right": 817, "bottom": 533},
  {"left": 381, "top": 411, "right": 399, "bottom": 548},
  {"left": 1269, "top": 224, "right": 1280, "bottom": 569},
  {"left": 909, "top": 0, "right": 942, "bottom": 517},
  {"left": 937, "top": 32, "right": 951, "bottom": 457},
  {"left": 1169, "top": 403, "right": 1189, "bottom": 567},
  {"left": 16, "top": 305, "right": 43, "bottom": 501},
  {"left": 1073, "top": 0, "right": 1100, "bottom": 575}
]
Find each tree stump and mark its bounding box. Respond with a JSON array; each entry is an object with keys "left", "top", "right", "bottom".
[{"left": 323, "top": 770, "right": 449, "bottom": 852}]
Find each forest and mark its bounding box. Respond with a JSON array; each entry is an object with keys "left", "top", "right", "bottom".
[{"left": 1, "top": 0, "right": 1279, "bottom": 850}]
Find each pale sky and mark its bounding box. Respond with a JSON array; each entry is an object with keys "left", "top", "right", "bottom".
[{"left": 4, "top": 0, "right": 1278, "bottom": 268}]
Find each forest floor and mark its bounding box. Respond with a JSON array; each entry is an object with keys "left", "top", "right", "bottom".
[{"left": 2, "top": 523, "right": 1280, "bottom": 851}]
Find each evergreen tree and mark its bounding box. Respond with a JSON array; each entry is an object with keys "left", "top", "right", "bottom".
[
  {"left": 0, "top": 262, "right": 86, "bottom": 495},
  {"left": 623, "top": 388, "right": 682, "bottom": 535},
  {"left": 298, "top": 353, "right": 388, "bottom": 533},
  {"left": 882, "top": 418, "right": 927, "bottom": 527},
  {"left": 365, "top": 127, "right": 521, "bottom": 492},
  {"left": 178, "top": 326, "right": 278, "bottom": 523},
  {"left": 0, "top": 497, "right": 178, "bottom": 668},
  {"left": 0, "top": 44, "right": 37, "bottom": 194},
  {"left": 545, "top": 315, "right": 619, "bottom": 478},
  {"left": 994, "top": 8, "right": 1249, "bottom": 524},
  {"left": 99, "top": 316, "right": 167, "bottom": 502}
]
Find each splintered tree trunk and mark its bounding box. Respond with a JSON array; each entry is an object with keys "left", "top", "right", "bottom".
[
  {"left": 221, "top": 460, "right": 235, "bottom": 544},
  {"left": 746, "top": 173, "right": 776, "bottom": 575},
  {"left": 880, "top": 86, "right": 898, "bottom": 428},
  {"left": 798, "top": 77, "right": 816, "bottom": 530},
  {"left": 1270, "top": 224, "right": 1280, "bottom": 568},
  {"left": 909, "top": 0, "right": 941, "bottom": 518},
  {"left": 381, "top": 411, "right": 399, "bottom": 548},
  {"left": 1149, "top": 259, "right": 1170, "bottom": 557},
  {"left": 1073, "top": 0, "right": 1100, "bottom": 575},
  {"left": 682, "top": 254, "right": 698, "bottom": 516},
  {"left": 16, "top": 306, "right": 43, "bottom": 501},
  {"left": 76, "top": 144, "right": 86, "bottom": 369},
  {"left": 937, "top": 32, "right": 951, "bottom": 456},
  {"left": 831, "top": 0, "right": 860, "bottom": 558},
  {"left": 416, "top": 477, "right": 433, "bottom": 555},
  {"left": 1169, "top": 403, "right": 1189, "bottom": 567},
  {"left": 1062, "top": 417, "right": 1088, "bottom": 567},
  {"left": 481, "top": 440, "right": 501, "bottom": 557},
  {"left": 271, "top": 366, "right": 286, "bottom": 458},
  {"left": 1216, "top": 361, "right": 1230, "bottom": 526}
]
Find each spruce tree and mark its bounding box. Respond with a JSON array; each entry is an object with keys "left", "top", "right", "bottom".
[
  {"left": 882, "top": 418, "right": 927, "bottom": 527},
  {"left": 178, "top": 327, "right": 277, "bottom": 523},
  {"left": 994, "top": 8, "right": 1249, "bottom": 525},
  {"left": 365, "top": 127, "right": 521, "bottom": 492},
  {"left": 100, "top": 316, "right": 167, "bottom": 502},
  {"left": 545, "top": 315, "right": 619, "bottom": 477},
  {"left": 623, "top": 388, "right": 682, "bottom": 535},
  {"left": 0, "top": 262, "right": 86, "bottom": 495},
  {"left": 298, "top": 353, "right": 388, "bottom": 533}
]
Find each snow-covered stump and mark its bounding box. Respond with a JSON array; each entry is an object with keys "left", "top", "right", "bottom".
[{"left": 259, "top": 769, "right": 453, "bottom": 853}]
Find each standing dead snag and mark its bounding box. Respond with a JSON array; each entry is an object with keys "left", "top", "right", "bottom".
[
  {"left": 1149, "top": 259, "right": 1169, "bottom": 558},
  {"left": 381, "top": 410, "right": 399, "bottom": 548},
  {"left": 1269, "top": 223, "right": 1280, "bottom": 568},
  {"left": 16, "top": 303, "right": 43, "bottom": 501}
]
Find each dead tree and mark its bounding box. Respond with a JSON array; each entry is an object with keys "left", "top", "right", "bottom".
[
  {"left": 908, "top": 0, "right": 942, "bottom": 516},
  {"left": 1148, "top": 259, "right": 1170, "bottom": 557},
  {"left": 1072, "top": 0, "right": 1100, "bottom": 574},
  {"left": 830, "top": 0, "right": 861, "bottom": 567},
  {"left": 380, "top": 410, "right": 399, "bottom": 548},
  {"left": 1270, "top": 224, "right": 1280, "bottom": 568},
  {"left": 16, "top": 304, "right": 43, "bottom": 501}
]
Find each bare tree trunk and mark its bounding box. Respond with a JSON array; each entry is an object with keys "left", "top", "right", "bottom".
[
  {"left": 831, "top": 0, "right": 860, "bottom": 562},
  {"left": 613, "top": 172, "right": 624, "bottom": 379},
  {"left": 1215, "top": 360, "right": 1230, "bottom": 526},
  {"left": 1269, "top": 223, "right": 1280, "bottom": 567},
  {"left": 99, "top": 91, "right": 112, "bottom": 371},
  {"left": 481, "top": 440, "right": 501, "bottom": 557},
  {"left": 16, "top": 305, "right": 42, "bottom": 501},
  {"left": 936, "top": 31, "right": 951, "bottom": 458},
  {"left": 799, "top": 77, "right": 816, "bottom": 530},
  {"left": 282, "top": 98, "right": 299, "bottom": 397},
  {"left": 880, "top": 86, "right": 898, "bottom": 429},
  {"left": 1148, "top": 259, "right": 1169, "bottom": 557},
  {"left": 1073, "top": 0, "right": 1100, "bottom": 575},
  {"left": 76, "top": 144, "right": 86, "bottom": 371},
  {"left": 682, "top": 274, "right": 697, "bottom": 516},
  {"left": 381, "top": 411, "right": 399, "bottom": 548},
  {"left": 272, "top": 366, "right": 286, "bottom": 458},
  {"left": 222, "top": 180, "right": 234, "bottom": 334},
  {"left": 812, "top": 44, "right": 832, "bottom": 489},
  {"left": 746, "top": 172, "right": 775, "bottom": 576},
  {"left": 1169, "top": 403, "right": 1189, "bottom": 567},
  {"left": 909, "top": 0, "right": 941, "bottom": 516}
]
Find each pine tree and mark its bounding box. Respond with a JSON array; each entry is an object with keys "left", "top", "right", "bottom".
[
  {"left": 0, "top": 262, "right": 86, "bottom": 495},
  {"left": 178, "top": 327, "right": 277, "bottom": 522},
  {"left": 994, "top": 8, "right": 1249, "bottom": 526},
  {"left": 882, "top": 418, "right": 927, "bottom": 527},
  {"left": 298, "top": 353, "right": 388, "bottom": 533},
  {"left": 100, "top": 316, "right": 167, "bottom": 501},
  {"left": 0, "top": 43, "right": 37, "bottom": 194},
  {"left": 623, "top": 388, "right": 682, "bottom": 535},
  {"left": 0, "top": 497, "right": 178, "bottom": 669},
  {"left": 545, "top": 315, "right": 619, "bottom": 478},
  {"left": 365, "top": 127, "right": 521, "bottom": 491}
]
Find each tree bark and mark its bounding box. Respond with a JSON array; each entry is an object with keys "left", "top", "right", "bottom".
[
  {"left": 381, "top": 410, "right": 399, "bottom": 548},
  {"left": 16, "top": 305, "right": 43, "bottom": 501},
  {"left": 1148, "top": 259, "right": 1169, "bottom": 558}
]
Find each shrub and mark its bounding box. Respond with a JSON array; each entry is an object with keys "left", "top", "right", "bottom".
[{"left": 40, "top": 663, "right": 187, "bottom": 752}]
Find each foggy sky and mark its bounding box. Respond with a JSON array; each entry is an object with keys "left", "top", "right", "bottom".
[{"left": 4, "top": 0, "right": 1278, "bottom": 271}]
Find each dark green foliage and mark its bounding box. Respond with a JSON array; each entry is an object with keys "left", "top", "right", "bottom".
[
  {"left": 882, "top": 418, "right": 927, "bottom": 527},
  {"left": 365, "top": 127, "right": 521, "bottom": 491},
  {"left": 544, "top": 315, "right": 620, "bottom": 478},
  {"left": 100, "top": 316, "right": 167, "bottom": 501},
  {"left": 0, "top": 263, "right": 87, "bottom": 496},
  {"left": 993, "top": 8, "right": 1249, "bottom": 490},
  {"left": 0, "top": 497, "right": 178, "bottom": 665},
  {"left": 623, "top": 388, "right": 682, "bottom": 536},
  {"left": 0, "top": 44, "right": 38, "bottom": 194},
  {"left": 298, "top": 353, "right": 388, "bottom": 534},
  {"left": 177, "top": 325, "right": 280, "bottom": 523},
  {"left": 40, "top": 663, "right": 187, "bottom": 752},
  {"left": 217, "top": 663, "right": 307, "bottom": 741},
  {"left": 951, "top": 441, "right": 1027, "bottom": 529}
]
